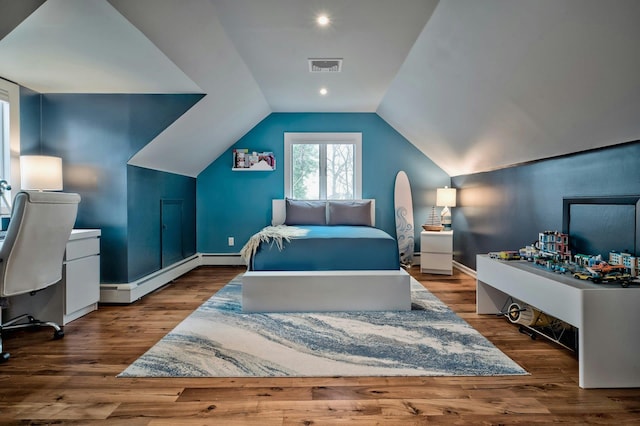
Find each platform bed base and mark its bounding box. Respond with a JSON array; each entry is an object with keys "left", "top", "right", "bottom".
[{"left": 242, "top": 269, "right": 411, "bottom": 313}]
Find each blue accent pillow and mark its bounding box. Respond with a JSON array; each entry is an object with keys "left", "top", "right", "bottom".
[
  {"left": 285, "top": 199, "right": 327, "bottom": 225},
  {"left": 328, "top": 200, "right": 372, "bottom": 226}
]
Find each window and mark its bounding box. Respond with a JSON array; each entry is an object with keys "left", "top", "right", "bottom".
[
  {"left": 284, "top": 132, "right": 362, "bottom": 200},
  {"left": 0, "top": 78, "right": 20, "bottom": 214},
  {"left": 0, "top": 89, "right": 9, "bottom": 180},
  {"left": 0, "top": 100, "right": 5, "bottom": 169}
]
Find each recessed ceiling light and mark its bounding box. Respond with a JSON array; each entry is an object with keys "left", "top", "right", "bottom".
[
  {"left": 319, "top": 87, "right": 328, "bottom": 96},
  {"left": 317, "top": 14, "right": 330, "bottom": 27}
]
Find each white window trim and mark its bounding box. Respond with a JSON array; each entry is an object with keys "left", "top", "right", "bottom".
[
  {"left": 284, "top": 132, "right": 362, "bottom": 199},
  {"left": 0, "top": 78, "right": 20, "bottom": 214}
]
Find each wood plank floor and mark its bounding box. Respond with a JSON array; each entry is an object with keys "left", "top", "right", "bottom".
[{"left": 1, "top": 265, "right": 639, "bottom": 424}]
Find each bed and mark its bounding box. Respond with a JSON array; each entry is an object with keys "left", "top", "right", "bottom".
[{"left": 241, "top": 199, "right": 411, "bottom": 312}]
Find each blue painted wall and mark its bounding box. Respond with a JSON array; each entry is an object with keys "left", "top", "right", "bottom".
[
  {"left": 451, "top": 141, "right": 640, "bottom": 270},
  {"left": 197, "top": 113, "right": 450, "bottom": 253},
  {"left": 16, "top": 85, "right": 640, "bottom": 276},
  {"left": 127, "top": 165, "right": 196, "bottom": 281},
  {"left": 18, "top": 87, "right": 40, "bottom": 153},
  {"left": 21, "top": 92, "right": 202, "bottom": 283}
]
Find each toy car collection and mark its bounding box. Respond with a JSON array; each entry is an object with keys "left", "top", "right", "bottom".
[{"left": 490, "top": 230, "right": 638, "bottom": 287}]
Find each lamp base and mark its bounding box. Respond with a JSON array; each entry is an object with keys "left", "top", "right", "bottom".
[{"left": 441, "top": 211, "right": 452, "bottom": 231}]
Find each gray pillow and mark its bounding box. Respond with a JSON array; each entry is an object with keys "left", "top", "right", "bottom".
[
  {"left": 285, "top": 199, "right": 326, "bottom": 225},
  {"left": 328, "top": 200, "right": 372, "bottom": 226}
]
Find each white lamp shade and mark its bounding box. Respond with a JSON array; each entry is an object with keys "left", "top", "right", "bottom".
[
  {"left": 20, "top": 155, "right": 63, "bottom": 190},
  {"left": 436, "top": 187, "right": 457, "bottom": 207}
]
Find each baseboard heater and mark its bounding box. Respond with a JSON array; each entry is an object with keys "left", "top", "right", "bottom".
[
  {"left": 200, "top": 253, "right": 245, "bottom": 266},
  {"left": 99, "top": 254, "right": 201, "bottom": 304}
]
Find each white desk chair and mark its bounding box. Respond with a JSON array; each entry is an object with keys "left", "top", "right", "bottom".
[{"left": 0, "top": 191, "right": 80, "bottom": 362}]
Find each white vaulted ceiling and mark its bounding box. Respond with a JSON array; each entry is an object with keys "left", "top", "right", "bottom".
[{"left": 0, "top": 0, "right": 639, "bottom": 177}]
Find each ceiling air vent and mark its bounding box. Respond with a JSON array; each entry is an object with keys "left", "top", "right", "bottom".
[{"left": 308, "top": 58, "right": 342, "bottom": 73}]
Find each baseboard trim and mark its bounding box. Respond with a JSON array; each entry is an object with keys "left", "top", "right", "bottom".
[
  {"left": 453, "top": 260, "right": 476, "bottom": 278},
  {"left": 99, "top": 254, "right": 202, "bottom": 304},
  {"left": 200, "top": 253, "right": 245, "bottom": 266},
  {"left": 98, "top": 253, "right": 474, "bottom": 305}
]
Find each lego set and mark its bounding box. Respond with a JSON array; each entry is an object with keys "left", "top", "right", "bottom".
[{"left": 490, "top": 230, "right": 638, "bottom": 287}]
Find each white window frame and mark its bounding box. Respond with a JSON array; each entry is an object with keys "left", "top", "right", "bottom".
[
  {"left": 284, "top": 132, "right": 362, "bottom": 200},
  {"left": 0, "top": 78, "right": 20, "bottom": 215}
]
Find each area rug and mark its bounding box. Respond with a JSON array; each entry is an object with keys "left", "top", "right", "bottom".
[{"left": 119, "top": 275, "right": 527, "bottom": 378}]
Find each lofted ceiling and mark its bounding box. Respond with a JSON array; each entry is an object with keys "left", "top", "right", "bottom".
[{"left": 0, "top": 0, "right": 639, "bottom": 178}]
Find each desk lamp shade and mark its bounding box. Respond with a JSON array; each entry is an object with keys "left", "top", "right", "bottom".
[
  {"left": 20, "top": 155, "right": 63, "bottom": 191},
  {"left": 436, "top": 186, "right": 457, "bottom": 229}
]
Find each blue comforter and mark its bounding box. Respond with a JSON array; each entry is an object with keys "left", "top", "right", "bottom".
[{"left": 251, "top": 225, "right": 400, "bottom": 271}]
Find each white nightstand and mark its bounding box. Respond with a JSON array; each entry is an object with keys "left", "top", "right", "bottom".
[{"left": 420, "top": 230, "right": 453, "bottom": 275}]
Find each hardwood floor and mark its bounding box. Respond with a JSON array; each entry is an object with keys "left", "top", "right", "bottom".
[{"left": 1, "top": 265, "right": 638, "bottom": 424}]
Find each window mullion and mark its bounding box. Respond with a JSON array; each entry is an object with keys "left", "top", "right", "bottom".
[{"left": 319, "top": 143, "right": 327, "bottom": 199}]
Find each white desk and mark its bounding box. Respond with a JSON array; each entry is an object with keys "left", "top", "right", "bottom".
[
  {"left": 477, "top": 254, "right": 640, "bottom": 389},
  {"left": 3, "top": 229, "right": 101, "bottom": 326}
]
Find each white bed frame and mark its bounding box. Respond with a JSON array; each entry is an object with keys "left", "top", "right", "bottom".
[{"left": 242, "top": 199, "right": 411, "bottom": 313}]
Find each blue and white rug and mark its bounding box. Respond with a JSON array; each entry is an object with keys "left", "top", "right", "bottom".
[{"left": 119, "top": 275, "right": 527, "bottom": 378}]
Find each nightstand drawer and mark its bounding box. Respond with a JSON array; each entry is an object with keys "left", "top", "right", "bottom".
[
  {"left": 421, "top": 233, "right": 453, "bottom": 253},
  {"left": 421, "top": 253, "right": 452, "bottom": 269}
]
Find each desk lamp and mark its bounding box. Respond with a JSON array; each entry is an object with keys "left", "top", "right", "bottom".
[
  {"left": 436, "top": 186, "right": 456, "bottom": 230},
  {"left": 20, "top": 155, "right": 63, "bottom": 191}
]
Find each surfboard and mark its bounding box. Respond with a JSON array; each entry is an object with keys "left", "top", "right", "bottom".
[{"left": 394, "top": 171, "right": 414, "bottom": 267}]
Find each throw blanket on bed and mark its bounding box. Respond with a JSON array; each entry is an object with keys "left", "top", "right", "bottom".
[{"left": 240, "top": 225, "right": 308, "bottom": 266}]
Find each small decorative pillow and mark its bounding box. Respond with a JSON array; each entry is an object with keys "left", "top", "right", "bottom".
[
  {"left": 285, "top": 199, "right": 327, "bottom": 225},
  {"left": 327, "top": 200, "right": 372, "bottom": 226}
]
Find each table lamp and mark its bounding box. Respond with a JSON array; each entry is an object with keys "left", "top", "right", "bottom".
[
  {"left": 20, "top": 155, "right": 63, "bottom": 191},
  {"left": 436, "top": 186, "right": 456, "bottom": 230}
]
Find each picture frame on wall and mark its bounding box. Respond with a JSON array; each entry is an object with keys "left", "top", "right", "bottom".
[{"left": 232, "top": 149, "right": 275, "bottom": 171}]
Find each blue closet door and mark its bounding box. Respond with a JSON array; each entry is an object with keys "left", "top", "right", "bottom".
[{"left": 161, "top": 199, "right": 183, "bottom": 268}]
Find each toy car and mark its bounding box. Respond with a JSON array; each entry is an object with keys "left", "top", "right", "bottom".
[
  {"left": 498, "top": 251, "right": 521, "bottom": 260},
  {"left": 573, "top": 270, "right": 633, "bottom": 287},
  {"left": 573, "top": 272, "right": 593, "bottom": 280}
]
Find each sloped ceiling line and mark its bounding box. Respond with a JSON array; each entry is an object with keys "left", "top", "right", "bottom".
[
  {"left": 1, "top": 0, "right": 640, "bottom": 177},
  {"left": 109, "top": 0, "right": 271, "bottom": 177},
  {"left": 0, "top": 0, "right": 46, "bottom": 41}
]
